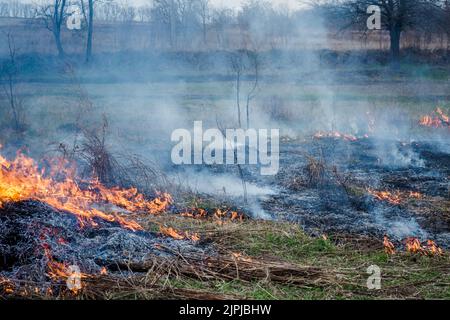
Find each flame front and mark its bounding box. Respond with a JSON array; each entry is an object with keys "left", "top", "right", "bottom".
[
  {"left": 368, "top": 189, "right": 422, "bottom": 205},
  {"left": 159, "top": 226, "right": 200, "bottom": 242},
  {"left": 0, "top": 151, "right": 172, "bottom": 230},
  {"left": 405, "top": 238, "right": 443, "bottom": 256},
  {"left": 419, "top": 107, "right": 450, "bottom": 128}
]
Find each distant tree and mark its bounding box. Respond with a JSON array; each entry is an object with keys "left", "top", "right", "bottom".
[
  {"left": 197, "top": 0, "right": 210, "bottom": 44},
  {"left": 229, "top": 50, "right": 261, "bottom": 129},
  {"left": 0, "top": 32, "right": 26, "bottom": 134},
  {"left": 37, "top": 0, "right": 68, "bottom": 57},
  {"left": 85, "top": 0, "right": 94, "bottom": 63},
  {"left": 211, "top": 8, "right": 234, "bottom": 48},
  {"left": 316, "top": 0, "right": 446, "bottom": 62}
]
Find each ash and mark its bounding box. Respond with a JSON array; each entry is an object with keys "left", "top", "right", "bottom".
[
  {"left": 268, "top": 138, "right": 450, "bottom": 245},
  {"left": 0, "top": 200, "right": 207, "bottom": 284}
]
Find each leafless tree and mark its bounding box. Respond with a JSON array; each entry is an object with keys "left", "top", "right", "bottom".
[
  {"left": 37, "top": 0, "right": 68, "bottom": 58},
  {"left": 197, "top": 0, "right": 210, "bottom": 44},
  {"left": 85, "top": 0, "right": 94, "bottom": 63},
  {"left": 229, "top": 51, "right": 244, "bottom": 128},
  {"left": 244, "top": 51, "right": 260, "bottom": 129},
  {"left": 211, "top": 8, "right": 233, "bottom": 48},
  {"left": 229, "top": 50, "right": 261, "bottom": 129},
  {"left": 316, "top": 0, "right": 446, "bottom": 62},
  {"left": 0, "top": 32, "right": 26, "bottom": 134}
]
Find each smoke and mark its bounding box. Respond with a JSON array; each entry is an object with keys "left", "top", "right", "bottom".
[{"left": 1, "top": 1, "right": 448, "bottom": 238}]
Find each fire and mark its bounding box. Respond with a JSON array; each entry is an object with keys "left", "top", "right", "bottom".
[
  {"left": 405, "top": 238, "right": 443, "bottom": 256},
  {"left": 181, "top": 208, "right": 244, "bottom": 222},
  {"left": 214, "top": 208, "right": 244, "bottom": 221},
  {"left": 383, "top": 236, "right": 395, "bottom": 255},
  {"left": 368, "top": 189, "right": 402, "bottom": 205},
  {"left": 419, "top": 107, "right": 450, "bottom": 128},
  {"left": 0, "top": 150, "right": 172, "bottom": 230},
  {"left": 437, "top": 107, "right": 450, "bottom": 123},
  {"left": 405, "top": 237, "right": 423, "bottom": 254},
  {"left": 368, "top": 189, "right": 423, "bottom": 205},
  {"left": 159, "top": 226, "right": 200, "bottom": 242},
  {"left": 425, "top": 240, "right": 443, "bottom": 256},
  {"left": 313, "top": 131, "right": 358, "bottom": 141},
  {"left": 0, "top": 276, "right": 15, "bottom": 294},
  {"left": 42, "top": 243, "right": 88, "bottom": 294},
  {"left": 408, "top": 191, "right": 423, "bottom": 199}
]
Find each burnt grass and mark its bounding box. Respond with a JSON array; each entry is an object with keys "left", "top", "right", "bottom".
[
  {"left": 1, "top": 136, "right": 449, "bottom": 300},
  {"left": 266, "top": 137, "right": 450, "bottom": 247}
]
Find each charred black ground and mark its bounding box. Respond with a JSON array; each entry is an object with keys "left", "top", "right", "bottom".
[{"left": 256, "top": 137, "right": 450, "bottom": 245}]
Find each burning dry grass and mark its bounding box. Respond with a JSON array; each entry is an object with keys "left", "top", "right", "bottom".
[
  {"left": 419, "top": 107, "right": 450, "bottom": 129},
  {"left": 367, "top": 189, "right": 424, "bottom": 206},
  {"left": 0, "top": 149, "right": 172, "bottom": 231},
  {"left": 1, "top": 142, "right": 449, "bottom": 300},
  {"left": 1, "top": 214, "right": 450, "bottom": 300}
]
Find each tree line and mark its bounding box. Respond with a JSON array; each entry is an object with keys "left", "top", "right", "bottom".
[{"left": 0, "top": 0, "right": 450, "bottom": 63}]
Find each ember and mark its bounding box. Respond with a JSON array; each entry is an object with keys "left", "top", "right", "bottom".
[
  {"left": 368, "top": 189, "right": 423, "bottom": 205},
  {"left": 181, "top": 207, "right": 244, "bottom": 222},
  {"left": 159, "top": 226, "right": 200, "bottom": 242},
  {"left": 368, "top": 189, "right": 402, "bottom": 205}
]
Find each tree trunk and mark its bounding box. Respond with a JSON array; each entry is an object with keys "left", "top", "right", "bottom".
[
  {"left": 54, "top": 28, "right": 65, "bottom": 58},
  {"left": 389, "top": 24, "right": 401, "bottom": 63},
  {"left": 86, "top": 0, "right": 94, "bottom": 63},
  {"left": 169, "top": 0, "right": 176, "bottom": 49},
  {"left": 236, "top": 72, "right": 241, "bottom": 128}
]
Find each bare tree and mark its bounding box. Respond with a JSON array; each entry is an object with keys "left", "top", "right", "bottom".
[
  {"left": 197, "top": 0, "right": 210, "bottom": 44},
  {"left": 244, "top": 50, "right": 259, "bottom": 129},
  {"left": 317, "top": 0, "right": 446, "bottom": 62},
  {"left": 211, "top": 8, "right": 233, "bottom": 48},
  {"left": 85, "top": 0, "right": 94, "bottom": 63},
  {"left": 229, "top": 51, "right": 244, "bottom": 128},
  {"left": 229, "top": 50, "right": 260, "bottom": 129},
  {"left": 0, "top": 32, "right": 25, "bottom": 134},
  {"left": 37, "top": 0, "right": 68, "bottom": 58}
]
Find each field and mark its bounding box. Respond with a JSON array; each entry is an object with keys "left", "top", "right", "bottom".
[{"left": 1, "top": 44, "right": 450, "bottom": 300}]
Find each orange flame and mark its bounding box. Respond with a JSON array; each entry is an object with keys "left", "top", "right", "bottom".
[
  {"left": 0, "top": 277, "right": 15, "bottom": 294},
  {"left": 405, "top": 238, "right": 443, "bottom": 256},
  {"left": 419, "top": 108, "right": 450, "bottom": 128},
  {"left": 181, "top": 208, "right": 244, "bottom": 222},
  {"left": 42, "top": 243, "right": 89, "bottom": 294},
  {"left": 368, "top": 189, "right": 402, "bottom": 205},
  {"left": 0, "top": 150, "right": 172, "bottom": 230},
  {"left": 424, "top": 240, "right": 443, "bottom": 256},
  {"left": 383, "top": 236, "right": 395, "bottom": 255},
  {"left": 159, "top": 226, "right": 200, "bottom": 242},
  {"left": 368, "top": 189, "right": 423, "bottom": 205}
]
